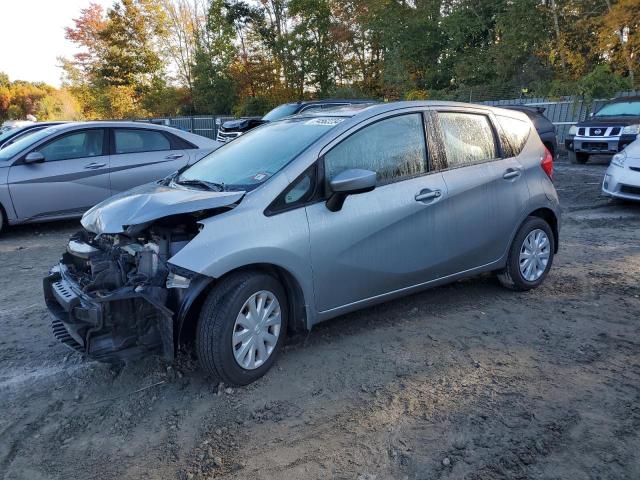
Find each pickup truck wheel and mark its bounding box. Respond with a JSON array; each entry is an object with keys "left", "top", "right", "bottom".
[
  {"left": 569, "top": 151, "right": 588, "bottom": 164},
  {"left": 498, "top": 217, "right": 555, "bottom": 291},
  {"left": 196, "top": 271, "right": 288, "bottom": 386}
]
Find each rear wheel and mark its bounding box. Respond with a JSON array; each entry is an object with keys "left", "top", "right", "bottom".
[
  {"left": 569, "top": 151, "right": 588, "bottom": 164},
  {"left": 196, "top": 271, "right": 288, "bottom": 386},
  {"left": 498, "top": 217, "right": 555, "bottom": 291}
]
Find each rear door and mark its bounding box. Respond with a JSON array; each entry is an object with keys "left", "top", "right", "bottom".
[
  {"left": 7, "top": 128, "right": 110, "bottom": 220},
  {"left": 108, "top": 127, "right": 188, "bottom": 193},
  {"left": 430, "top": 109, "right": 529, "bottom": 274}
]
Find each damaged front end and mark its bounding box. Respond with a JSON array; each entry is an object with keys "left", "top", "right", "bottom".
[
  {"left": 43, "top": 182, "right": 245, "bottom": 362},
  {"left": 44, "top": 225, "right": 196, "bottom": 361}
]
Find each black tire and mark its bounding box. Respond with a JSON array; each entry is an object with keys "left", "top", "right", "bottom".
[
  {"left": 0, "top": 204, "right": 5, "bottom": 234},
  {"left": 497, "top": 216, "right": 555, "bottom": 291},
  {"left": 569, "top": 151, "right": 588, "bottom": 164},
  {"left": 196, "top": 270, "right": 288, "bottom": 386}
]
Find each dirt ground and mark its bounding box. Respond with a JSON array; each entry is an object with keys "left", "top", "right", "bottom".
[{"left": 1, "top": 156, "right": 639, "bottom": 480}]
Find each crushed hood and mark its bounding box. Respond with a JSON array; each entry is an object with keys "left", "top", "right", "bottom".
[{"left": 81, "top": 181, "right": 245, "bottom": 235}]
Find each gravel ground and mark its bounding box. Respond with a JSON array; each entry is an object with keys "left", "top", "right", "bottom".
[{"left": 1, "top": 156, "right": 639, "bottom": 480}]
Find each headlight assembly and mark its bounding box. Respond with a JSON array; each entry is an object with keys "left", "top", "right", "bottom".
[
  {"left": 622, "top": 124, "right": 640, "bottom": 135},
  {"left": 611, "top": 152, "right": 626, "bottom": 168},
  {"left": 568, "top": 125, "right": 578, "bottom": 136}
]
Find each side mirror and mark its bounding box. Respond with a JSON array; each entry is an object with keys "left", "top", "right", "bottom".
[
  {"left": 24, "top": 151, "right": 45, "bottom": 164},
  {"left": 326, "top": 168, "right": 376, "bottom": 212}
]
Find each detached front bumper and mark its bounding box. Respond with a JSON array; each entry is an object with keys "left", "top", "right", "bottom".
[
  {"left": 565, "top": 134, "right": 637, "bottom": 154},
  {"left": 43, "top": 264, "right": 175, "bottom": 362}
]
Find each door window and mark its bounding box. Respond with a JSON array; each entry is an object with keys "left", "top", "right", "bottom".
[
  {"left": 38, "top": 130, "right": 105, "bottom": 161},
  {"left": 496, "top": 115, "right": 531, "bottom": 157},
  {"left": 114, "top": 129, "right": 171, "bottom": 154},
  {"left": 324, "top": 113, "right": 427, "bottom": 186},
  {"left": 437, "top": 112, "right": 497, "bottom": 168}
]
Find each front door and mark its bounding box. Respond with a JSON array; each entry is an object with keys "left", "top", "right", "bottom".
[
  {"left": 108, "top": 128, "right": 188, "bottom": 193},
  {"left": 7, "top": 128, "right": 110, "bottom": 220},
  {"left": 306, "top": 112, "right": 449, "bottom": 313}
]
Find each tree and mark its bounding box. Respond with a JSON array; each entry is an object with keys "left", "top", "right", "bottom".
[
  {"left": 598, "top": 0, "right": 640, "bottom": 85},
  {"left": 192, "top": 0, "right": 237, "bottom": 113}
]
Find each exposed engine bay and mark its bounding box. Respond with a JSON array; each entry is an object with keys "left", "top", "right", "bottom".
[{"left": 43, "top": 215, "right": 209, "bottom": 362}]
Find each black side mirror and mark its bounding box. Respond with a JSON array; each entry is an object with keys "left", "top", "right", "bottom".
[
  {"left": 326, "top": 168, "right": 376, "bottom": 212},
  {"left": 24, "top": 151, "right": 45, "bottom": 164}
]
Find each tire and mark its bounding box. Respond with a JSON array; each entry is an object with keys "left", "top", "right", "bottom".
[
  {"left": 196, "top": 270, "right": 288, "bottom": 386},
  {"left": 0, "top": 205, "right": 5, "bottom": 234},
  {"left": 569, "top": 151, "right": 588, "bottom": 164},
  {"left": 497, "top": 216, "right": 555, "bottom": 292}
]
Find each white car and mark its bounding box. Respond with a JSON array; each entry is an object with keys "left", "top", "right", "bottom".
[{"left": 603, "top": 139, "right": 640, "bottom": 201}]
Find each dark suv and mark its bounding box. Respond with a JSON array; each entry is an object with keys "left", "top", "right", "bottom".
[
  {"left": 216, "top": 99, "right": 377, "bottom": 143},
  {"left": 565, "top": 96, "right": 640, "bottom": 164}
]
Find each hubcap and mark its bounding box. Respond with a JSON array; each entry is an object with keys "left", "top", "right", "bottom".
[
  {"left": 232, "top": 290, "right": 281, "bottom": 370},
  {"left": 519, "top": 229, "right": 550, "bottom": 282}
]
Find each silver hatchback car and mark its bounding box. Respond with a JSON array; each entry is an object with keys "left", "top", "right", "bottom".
[
  {"left": 44, "top": 101, "right": 560, "bottom": 385},
  {"left": 0, "top": 121, "right": 219, "bottom": 232}
]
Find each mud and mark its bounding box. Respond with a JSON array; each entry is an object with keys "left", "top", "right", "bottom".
[{"left": 1, "top": 156, "right": 639, "bottom": 479}]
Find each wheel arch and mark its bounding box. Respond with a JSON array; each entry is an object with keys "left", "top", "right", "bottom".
[
  {"left": 528, "top": 207, "right": 559, "bottom": 253},
  {"left": 176, "top": 263, "right": 309, "bottom": 349}
]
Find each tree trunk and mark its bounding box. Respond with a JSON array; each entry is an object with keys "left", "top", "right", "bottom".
[{"left": 549, "top": 0, "right": 567, "bottom": 70}]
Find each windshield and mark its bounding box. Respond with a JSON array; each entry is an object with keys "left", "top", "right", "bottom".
[
  {"left": 178, "top": 117, "right": 344, "bottom": 190},
  {"left": 0, "top": 126, "right": 58, "bottom": 161},
  {"left": 595, "top": 101, "right": 640, "bottom": 117},
  {"left": 262, "top": 103, "right": 300, "bottom": 121}
]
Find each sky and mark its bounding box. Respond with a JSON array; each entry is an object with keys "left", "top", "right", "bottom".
[{"left": 0, "top": 0, "right": 113, "bottom": 87}]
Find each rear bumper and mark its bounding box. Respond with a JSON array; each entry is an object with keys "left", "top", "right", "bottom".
[
  {"left": 43, "top": 265, "right": 174, "bottom": 362},
  {"left": 565, "top": 134, "right": 637, "bottom": 154}
]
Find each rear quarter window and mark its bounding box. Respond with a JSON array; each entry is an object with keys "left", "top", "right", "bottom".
[{"left": 497, "top": 115, "right": 531, "bottom": 157}]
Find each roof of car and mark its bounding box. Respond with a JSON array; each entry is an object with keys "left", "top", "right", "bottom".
[
  {"left": 290, "top": 100, "right": 528, "bottom": 119},
  {"left": 32, "top": 121, "right": 219, "bottom": 147},
  {"left": 286, "top": 99, "right": 378, "bottom": 106},
  {"left": 605, "top": 96, "right": 640, "bottom": 103}
]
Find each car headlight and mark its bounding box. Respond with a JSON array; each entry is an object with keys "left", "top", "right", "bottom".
[
  {"left": 622, "top": 124, "right": 640, "bottom": 135},
  {"left": 611, "top": 152, "right": 626, "bottom": 167},
  {"left": 568, "top": 125, "right": 578, "bottom": 136}
]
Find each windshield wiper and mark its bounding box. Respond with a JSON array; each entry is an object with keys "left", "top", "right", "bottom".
[{"left": 174, "top": 178, "right": 225, "bottom": 192}]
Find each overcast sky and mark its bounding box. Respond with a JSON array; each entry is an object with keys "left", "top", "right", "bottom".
[{"left": 0, "top": 0, "right": 113, "bottom": 87}]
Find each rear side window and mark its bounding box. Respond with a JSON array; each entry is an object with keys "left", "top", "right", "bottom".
[
  {"left": 496, "top": 115, "right": 531, "bottom": 157},
  {"left": 38, "top": 130, "right": 105, "bottom": 161},
  {"left": 324, "top": 113, "right": 427, "bottom": 186},
  {"left": 437, "top": 112, "right": 497, "bottom": 168},
  {"left": 114, "top": 129, "right": 171, "bottom": 154}
]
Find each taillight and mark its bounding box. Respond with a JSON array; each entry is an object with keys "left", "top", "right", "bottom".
[{"left": 541, "top": 148, "right": 553, "bottom": 180}]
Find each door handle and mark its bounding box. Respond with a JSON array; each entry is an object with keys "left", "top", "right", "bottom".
[
  {"left": 503, "top": 169, "right": 521, "bottom": 180},
  {"left": 415, "top": 189, "right": 442, "bottom": 202},
  {"left": 84, "top": 162, "right": 106, "bottom": 169},
  {"left": 165, "top": 153, "right": 184, "bottom": 160}
]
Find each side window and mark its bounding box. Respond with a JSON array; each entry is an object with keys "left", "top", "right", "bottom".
[
  {"left": 496, "top": 115, "right": 531, "bottom": 157},
  {"left": 114, "top": 129, "right": 171, "bottom": 154},
  {"left": 324, "top": 113, "right": 427, "bottom": 186},
  {"left": 437, "top": 112, "right": 497, "bottom": 168},
  {"left": 265, "top": 166, "right": 317, "bottom": 215},
  {"left": 38, "top": 130, "right": 105, "bottom": 161}
]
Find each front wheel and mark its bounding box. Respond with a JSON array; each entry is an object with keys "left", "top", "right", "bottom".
[
  {"left": 569, "top": 151, "right": 588, "bottom": 164},
  {"left": 196, "top": 271, "right": 288, "bottom": 386},
  {"left": 498, "top": 217, "right": 555, "bottom": 291}
]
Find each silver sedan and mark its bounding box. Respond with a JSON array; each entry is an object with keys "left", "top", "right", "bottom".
[
  {"left": 0, "top": 121, "right": 221, "bottom": 232},
  {"left": 602, "top": 139, "right": 640, "bottom": 201}
]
